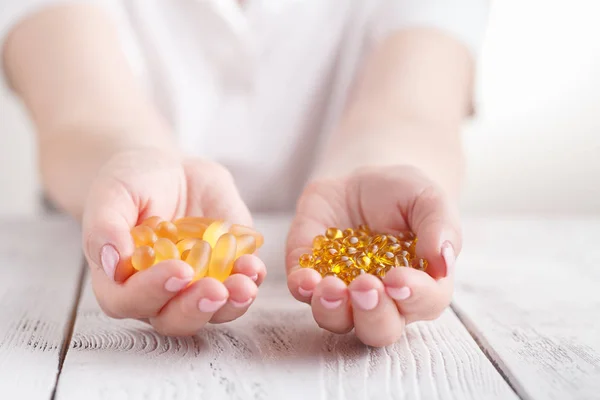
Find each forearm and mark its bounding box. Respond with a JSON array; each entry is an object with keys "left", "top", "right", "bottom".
[
  {"left": 4, "top": 4, "right": 177, "bottom": 217},
  {"left": 314, "top": 28, "right": 475, "bottom": 199}
]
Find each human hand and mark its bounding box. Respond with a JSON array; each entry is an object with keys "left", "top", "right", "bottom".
[
  {"left": 82, "top": 149, "right": 266, "bottom": 336},
  {"left": 286, "top": 165, "right": 460, "bottom": 347}
]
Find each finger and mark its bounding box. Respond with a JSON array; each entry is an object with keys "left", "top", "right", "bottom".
[
  {"left": 311, "top": 276, "right": 353, "bottom": 334},
  {"left": 182, "top": 160, "right": 253, "bottom": 226},
  {"left": 90, "top": 259, "right": 195, "bottom": 319},
  {"left": 348, "top": 274, "right": 405, "bottom": 347},
  {"left": 287, "top": 267, "right": 322, "bottom": 304},
  {"left": 383, "top": 267, "right": 453, "bottom": 324},
  {"left": 82, "top": 178, "right": 138, "bottom": 283},
  {"left": 410, "top": 185, "right": 461, "bottom": 280},
  {"left": 210, "top": 274, "right": 258, "bottom": 324},
  {"left": 231, "top": 254, "right": 267, "bottom": 286},
  {"left": 149, "top": 277, "right": 229, "bottom": 336}
]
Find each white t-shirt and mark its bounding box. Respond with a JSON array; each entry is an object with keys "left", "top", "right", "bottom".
[{"left": 0, "top": 0, "right": 489, "bottom": 212}]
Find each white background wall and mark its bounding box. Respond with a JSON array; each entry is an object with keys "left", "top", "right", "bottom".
[{"left": 1, "top": 0, "right": 599, "bottom": 216}]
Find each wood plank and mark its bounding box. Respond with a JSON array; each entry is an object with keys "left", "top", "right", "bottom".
[
  {"left": 56, "top": 215, "right": 516, "bottom": 400},
  {"left": 454, "top": 216, "right": 600, "bottom": 400},
  {"left": 0, "top": 217, "right": 83, "bottom": 398}
]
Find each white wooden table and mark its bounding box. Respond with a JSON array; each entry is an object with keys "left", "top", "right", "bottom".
[{"left": 1, "top": 215, "right": 599, "bottom": 400}]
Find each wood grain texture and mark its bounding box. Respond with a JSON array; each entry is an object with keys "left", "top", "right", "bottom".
[
  {"left": 56, "top": 216, "right": 515, "bottom": 400},
  {"left": 0, "top": 217, "right": 82, "bottom": 398},
  {"left": 454, "top": 216, "right": 600, "bottom": 400}
]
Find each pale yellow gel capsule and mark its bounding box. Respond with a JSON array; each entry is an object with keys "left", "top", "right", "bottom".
[
  {"left": 140, "top": 216, "right": 162, "bottom": 230},
  {"left": 130, "top": 225, "right": 158, "bottom": 247},
  {"left": 230, "top": 224, "right": 264, "bottom": 248},
  {"left": 234, "top": 234, "right": 256, "bottom": 259},
  {"left": 176, "top": 223, "right": 208, "bottom": 240},
  {"left": 131, "top": 246, "right": 155, "bottom": 271},
  {"left": 176, "top": 238, "right": 198, "bottom": 255},
  {"left": 174, "top": 216, "right": 215, "bottom": 226},
  {"left": 207, "top": 233, "right": 237, "bottom": 282},
  {"left": 187, "top": 240, "right": 212, "bottom": 280},
  {"left": 155, "top": 221, "right": 178, "bottom": 242},
  {"left": 203, "top": 220, "right": 232, "bottom": 248},
  {"left": 153, "top": 238, "right": 180, "bottom": 262}
]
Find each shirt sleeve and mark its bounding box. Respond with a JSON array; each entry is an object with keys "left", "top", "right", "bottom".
[
  {"left": 371, "top": 0, "right": 491, "bottom": 60},
  {"left": 0, "top": 0, "right": 101, "bottom": 94}
]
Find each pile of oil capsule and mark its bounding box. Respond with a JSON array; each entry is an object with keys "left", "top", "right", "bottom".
[
  {"left": 128, "top": 216, "right": 263, "bottom": 282},
  {"left": 299, "top": 225, "right": 427, "bottom": 285}
]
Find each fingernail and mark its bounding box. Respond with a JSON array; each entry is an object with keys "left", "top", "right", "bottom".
[
  {"left": 386, "top": 286, "right": 411, "bottom": 301},
  {"left": 350, "top": 289, "right": 378, "bottom": 311},
  {"left": 441, "top": 241, "right": 455, "bottom": 277},
  {"left": 198, "top": 298, "right": 227, "bottom": 313},
  {"left": 100, "top": 244, "right": 119, "bottom": 281},
  {"left": 164, "top": 277, "right": 193, "bottom": 292},
  {"left": 230, "top": 298, "right": 253, "bottom": 308},
  {"left": 298, "top": 286, "right": 313, "bottom": 297},
  {"left": 319, "top": 297, "right": 343, "bottom": 310},
  {"left": 250, "top": 274, "right": 258, "bottom": 282}
]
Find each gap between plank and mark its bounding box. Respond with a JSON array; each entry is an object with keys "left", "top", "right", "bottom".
[
  {"left": 450, "top": 303, "right": 525, "bottom": 400},
  {"left": 51, "top": 257, "right": 87, "bottom": 400}
]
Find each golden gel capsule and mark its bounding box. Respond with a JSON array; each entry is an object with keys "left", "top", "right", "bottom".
[
  {"left": 176, "top": 223, "right": 208, "bottom": 240},
  {"left": 203, "top": 220, "right": 232, "bottom": 248},
  {"left": 141, "top": 216, "right": 162, "bottom": 230},
  {"left": 130, "top": 225, "right": 158, "bottom": 247},
  {"left": 131, "top": 246, "right": 155, "bottom": 271},
  {"left": 325, "top": 227, "right": 343, "bottom": 240},
  {"left": 235, "top": 234, "right": 257, "bottom": 259},
  {"left": 229, "top": 224, "right": 264, "bottom": 248},
  {"left": 187, "top": 240, "right": 212, "bottom": 280},
  {"left": 312, "top": 235, "right": 327, "bottom": 250},
  {"left": 208, "top": 233, "right": 237, "bottom": 282},
  {"left": 155, "top": 221, "right": 178, "bottom": 242},
  {"left": 174, "top": 216, "right": 215, "bottom": 226},
  {"left": 153, "top": 238, "right": 180, "bottom": 263},
  {"left": 299, "top": 253, "right": 314, "bottom": 268},
  {"left": 176, "top": 238, "right": 198, "bottom": 255}
]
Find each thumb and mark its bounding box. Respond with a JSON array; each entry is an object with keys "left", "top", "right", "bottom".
[
  {"left": 82, "top": 177, "right": 138, "bottom": 282},
  {"left": 409, "top": 186, "right": 462, "bottom": 280}
]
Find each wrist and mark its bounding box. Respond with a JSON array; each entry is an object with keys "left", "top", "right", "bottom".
[
  {"left": 39, "top": 125, "right": 180, "bottom": 218},
  {"left": 312, "top": 120, "right": 464, "bottom": 200}
]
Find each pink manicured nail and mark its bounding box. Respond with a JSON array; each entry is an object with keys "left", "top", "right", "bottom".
[
  {"left": 198, "top": 298, "right": 227, "bottom": 313},
  {"left": 298, "top": 286, "right": 313, "bottom": 297},
  {"left": 386, "top": 286, "right": 411, "bottom": 301},
  {"left": 100, "top": 244, "right": 119, "bottom": 281},
  {"left": 230, "top": 298, "right": 253, "bottom": 308},
  {"left": 441, "top": 241, "right": 455, "bottom": 277},
  {"left": 350, "top": 289, "right": 378, "bottom": 311},
  {"left": 164, "top": 277, "right": 192, "bottom": 292},
  {"left": 319, "top": 297, "right": 343, "bottom": 310},
  {"left": 250, "top": 274, "right": 258, "bottom": 282}
]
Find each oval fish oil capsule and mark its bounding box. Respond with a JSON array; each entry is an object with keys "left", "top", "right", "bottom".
[
  {"left": 186, "top": 240, "right": 212, "bottom": 280},
  {"left": 130, "top": 225, "right": 158, "bottom": 247},
  {"left": 176, "top": 238, "right": 198, "bottom": 255},
  {"left": 131, "top": 246, "right": 156, "bottom": 271},
  {"left": 141, "top": 216, "right": 162, "bottom": 230},
  {"left": 229, "top": 224, "right": 264, "bottom": 248},
  {"left": 203, "top": 220, "right": 232, "bottom": 248},
  {"left": 176, "top": 223, "right": 208, "bottom": 240},
  {"left": 155, "top": 221, "right": 178, "bottom": 242},
  {"left": 234, "top": 234, "right": 256, "bottom": 259},
  {"left": 207, "top": 233, "right": 237, "bottom": 282},
  {"left": 153, "top": 238, "right": 180, "bottom": 262},
  {"left": 174, "top": 216, "right": 215, "bottom": 226}
]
